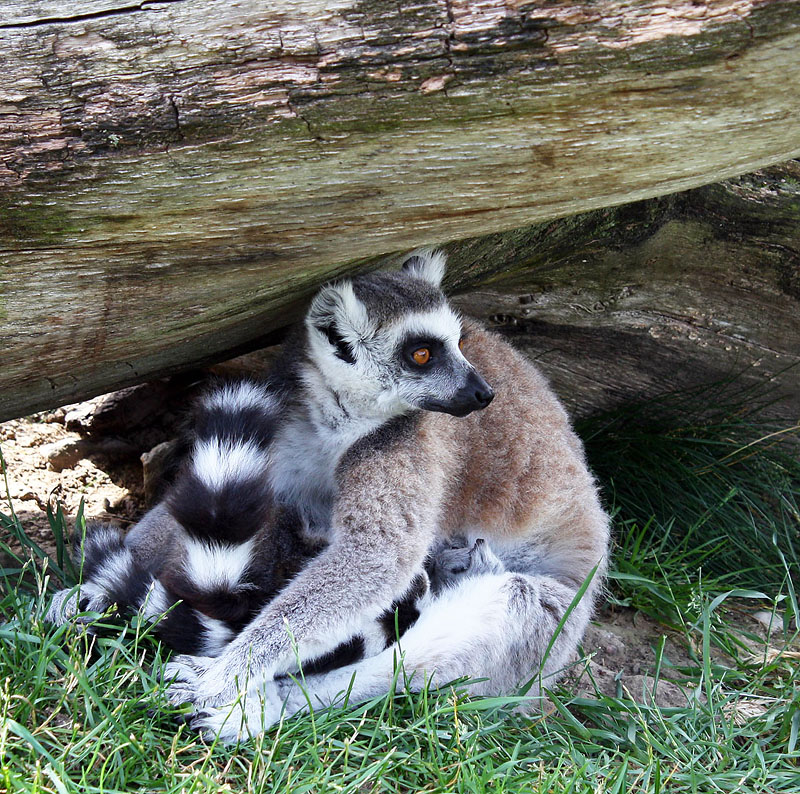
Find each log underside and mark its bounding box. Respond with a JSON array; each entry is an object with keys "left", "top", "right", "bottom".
[
  {"left": 452, "top": 170, "right": 800, "bottom": 421},
  {"left": 2, "top": 1, "right": 800, "bottom": 419}
]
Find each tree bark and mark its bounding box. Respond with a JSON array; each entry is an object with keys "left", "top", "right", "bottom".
[
  {"left": 448, "top": 162, "right": 800, "bottom": 421},
  {"left": 2, "top": 1, "right": 800, "bottom": 419}
]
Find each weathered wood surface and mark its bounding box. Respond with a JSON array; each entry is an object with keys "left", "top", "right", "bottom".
[
  {"left": 449, "top": 162, "right": 800, "bottom": 420},
  {"left": 214, "top": 161, "right": 800, "bottom": 422},
  {"left": 2, "top": 1, "right": 800, "bottom": 420},
  {"left": 88, "top": 161, "right": 800, "bottom": 428}
]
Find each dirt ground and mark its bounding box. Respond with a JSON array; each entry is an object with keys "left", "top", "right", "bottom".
[
  {"left": 0, "top": 394, "right": 780, "bottom": 710},
  {"left": 0, "top": 414, "right": 144, "bottom": 545}
]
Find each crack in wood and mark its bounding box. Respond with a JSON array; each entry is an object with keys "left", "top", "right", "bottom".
[
  {"left": 168, "top": 96, "right": 183, "bottom": 140},
  {"left": 0, "top": 0, "right": 186, "bottom": 29},
  {"left": 442, "top": 0, "right": 456, "bottom": 69},
  {"left": 285, "top": 96, "right": 326, "bottom": 144}
]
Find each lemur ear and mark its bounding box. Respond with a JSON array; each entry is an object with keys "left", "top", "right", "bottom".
[
  {"left": 307, "top": 281, "right": 372, "bottom": 361},
  {"left": 401, "top": 249, "right": 446, "bottom": 288}
]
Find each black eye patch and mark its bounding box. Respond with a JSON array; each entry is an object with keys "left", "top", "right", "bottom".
[
  {"left": 400, "top": 337, "right": 447, "bottom": 369},
  {"left": 320, "top": 325, "right": 356, "bottom": 364}
]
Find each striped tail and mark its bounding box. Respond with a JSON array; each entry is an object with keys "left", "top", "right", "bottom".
[
  {"left": 50, "top": 380, "right": 283, "bottom": 656},
  {"left": 64, "top": 523, "right": 236, "bottom": 655},
  {"left": 162, "top": 380, "right": 280, "bottom": 632}
]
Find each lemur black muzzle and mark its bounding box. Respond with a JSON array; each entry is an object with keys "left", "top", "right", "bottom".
[{"left": 422, "top": 370, "right": 495, "bottom": 417}]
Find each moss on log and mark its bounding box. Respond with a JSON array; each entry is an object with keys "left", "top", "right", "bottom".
[{"left": 1, "top": 1, "right": 800, "bottom": 419}]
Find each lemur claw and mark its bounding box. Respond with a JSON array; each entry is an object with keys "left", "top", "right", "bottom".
[{"left": 190, "top": 709, "right": 249, "bottom": 744}]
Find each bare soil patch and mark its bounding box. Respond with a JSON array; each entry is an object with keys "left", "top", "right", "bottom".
[{"left": 0, "top": 414, "right": 144, "bottom": 553}]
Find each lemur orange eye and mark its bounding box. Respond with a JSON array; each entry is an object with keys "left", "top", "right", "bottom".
[
  {"left": 412, "top": 348, "right": 431, "bottom": 365},
  {"left": 459, "top": 337, "right": 465, "bottom": 351}
]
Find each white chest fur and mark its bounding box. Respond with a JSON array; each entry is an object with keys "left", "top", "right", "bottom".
[{"left": 268, "top": 407, "right": 383, "bottom": 536}]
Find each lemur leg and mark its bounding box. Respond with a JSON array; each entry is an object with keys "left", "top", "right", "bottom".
[{"left": 191, "top": 568, "right": 597, "bottom": 742}]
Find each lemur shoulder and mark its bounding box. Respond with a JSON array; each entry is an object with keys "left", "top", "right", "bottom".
[{"left": 48, "top": 251, "right": 609, "bottom": 742}]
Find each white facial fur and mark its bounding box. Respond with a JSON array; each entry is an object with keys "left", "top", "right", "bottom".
[
  {"left": 379, "top": 306, "right": 475, "bottom": 411},
  {"left": 305, "top": 292, "right": 476, "bottom": 421}
]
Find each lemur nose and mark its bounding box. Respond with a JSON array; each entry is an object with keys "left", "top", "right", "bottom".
[
  {"left": 474, "top": 386, "right": 494, "bottom": 408},
  {"left": 463, "top": 370, "right": 494, "bottom": 411}
]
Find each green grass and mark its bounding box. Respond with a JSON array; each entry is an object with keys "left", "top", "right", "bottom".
[
  {"left": 578, "top": 378, "right": 799, "bottom": 595},
  {"left": 1, "top": 389, "right": 798, "bottom": 794}
]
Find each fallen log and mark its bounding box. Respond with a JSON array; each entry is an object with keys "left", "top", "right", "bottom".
[
  {"left": 2, "top": 1, "right": 800, "bottom": 419},
  {"left": 448, "top": 162, "right": 800, "bottom": 420}
]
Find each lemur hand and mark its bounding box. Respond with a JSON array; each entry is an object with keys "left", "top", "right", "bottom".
[
  {"left": 164, "top": 654, "right": 241, "bottom": 709},
  {"left": 187, "top": 680, "right": 285, "bottom": 742}
]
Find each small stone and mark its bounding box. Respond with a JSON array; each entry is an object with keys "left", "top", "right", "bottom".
[
  {"left": 583, "top": 625, "right": 625, "bottom": 659},
  {"left": 41, "top": 438, "right": 90, "bottom": 472},
  {"left": 752, "top": 610, "right": 783, "bottom": 635},
  {"left": 18, "top": 491, "right": 47, "bottom": 509},
  {"left": 624, "top": 675, "right": 694, "bottom": 708},
  {"left": 92, "top": 438, "right": 137, "bottom": 462},
  {"left": 64, "top": 398, "right": 105, "bottom": 432}
]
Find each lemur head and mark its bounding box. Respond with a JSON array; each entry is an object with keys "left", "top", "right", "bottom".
[{"left": 305, "top": 250, "right": 494, "bottom": 419}]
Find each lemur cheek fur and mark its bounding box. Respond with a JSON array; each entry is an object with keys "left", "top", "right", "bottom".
[{"left": 45, "top": 248, "right": 608, "bottom": 741}]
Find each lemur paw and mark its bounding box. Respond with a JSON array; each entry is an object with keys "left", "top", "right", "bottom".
[
  {"left": 164, "top": 654, "right": 246, "bottom": 709},
  {"left": 44, "top": 584, "right": 113, "bottom": 627},
  {"left": 188, "top": 683, "right": 284, "bottom": 742},
  {"left": 164, "top": 654, "right": 215, "bottom": 705}
]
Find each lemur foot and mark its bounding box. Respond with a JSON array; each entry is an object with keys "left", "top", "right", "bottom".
[
  {"left": 164, "top": 654, "right": 248, "bottom": 709},
  {"left": 44, "top": 584, "right": 114, "bottom": 627},
  {"left": 188, "top": 682, "right": 284, "bottom": 742},
  {"left": 429, "top": 538, "right": 505, "bottom": 593}
]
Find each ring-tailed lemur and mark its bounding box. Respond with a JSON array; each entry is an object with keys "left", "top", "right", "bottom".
[
  {"left": 46, "top": 380, "right": 433, "bottom": 670},
  {"left": 48, "top": 251, "right": 609, "bottom": 742}
]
